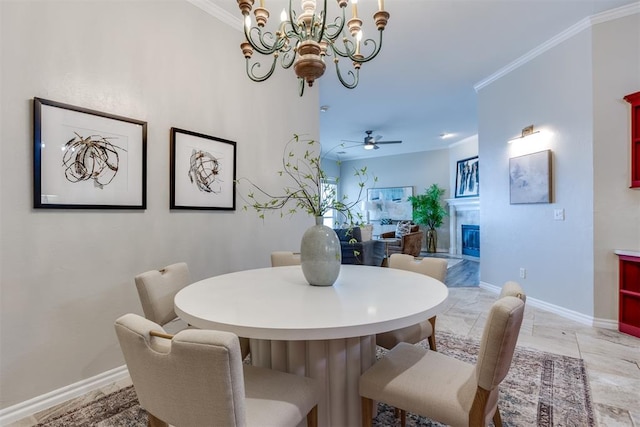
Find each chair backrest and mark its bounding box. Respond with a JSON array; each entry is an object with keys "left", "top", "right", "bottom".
[
  {"left": 389, "top": 254, "right": 448, "bottom": 282},
  {"left": 360, "top": 224, "right": 373, "bottom": 242},
  {"left": 271, "top": 251, "right": 301, "bottom": 267},
  {"left": 475, "top": 296, "right": 525, "bottom": 392},
  {"left": 115, "top": 313, "right": 247, "bottom": 426},
  {"left": 500, "top": 280, "right": 527, "bottom": 302},
  {"left": 134, "top": 262, "right": 190, "bottom": 326}
]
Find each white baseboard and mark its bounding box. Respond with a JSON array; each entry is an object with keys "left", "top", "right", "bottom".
[
  {"left": 0, "top": 365, "right": 129, "bottom": 426},
  {"left": 479, "top": 281, "right": 618, "bottom": 330}
]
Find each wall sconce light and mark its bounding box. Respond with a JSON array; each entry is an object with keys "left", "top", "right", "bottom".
[{"left": 508, "top": 125, "right": 540, "bottom": 143}]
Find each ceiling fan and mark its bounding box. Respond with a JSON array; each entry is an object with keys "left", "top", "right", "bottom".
[{"left": 343, "top": 130, "right": 403, "bottom": 150}]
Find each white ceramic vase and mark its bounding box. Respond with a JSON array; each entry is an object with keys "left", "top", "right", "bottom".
[{"left": 300, "top": 216, "right": 342, "bottom": 286}]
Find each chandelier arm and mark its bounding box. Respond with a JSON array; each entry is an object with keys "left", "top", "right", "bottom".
[
  {"left": 351, "top": 34, "right": 384, "bottom": 63},
  {"left": 245, "top": 27, "right": 288, "bottom": 56},
  {"left": 332, "top": 31, "right": 384, "bottom": 63},
  {"left": 246, "top": 56, "right": 278, "bottom": 82},
  {"left": 287, "top": 1, "right": 301, "bottom": 39},
  {"left": 315, "top": 0, "right": 329, "bottom": 42},
  {"left": 321, "top": 15, "right": 346, "bottom": 42},
  {"left": 280, "top": 48, "right": 296, "bottom": 69},
  {"left": 328, "top": 36, "right": 356, "bottom": 59},
  {"left": 333, "top": 61, "right": 359, "bottom": 89},
  {"left": 298, "top": 78, "right": 305, "bottom": 96}
]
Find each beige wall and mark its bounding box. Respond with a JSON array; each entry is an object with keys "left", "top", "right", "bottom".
[
  {"left": 477, "top": 12, "right": 640, "bottom": 321},
  {"left": 592, "top": 14, "right": 640, "bottom": 320},
  {"left": 0, "top": 1, "right": 318, "bottom": 408}
]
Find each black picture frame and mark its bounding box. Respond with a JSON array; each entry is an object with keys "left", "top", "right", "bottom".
[
  {"left": 33, "top": 97, "right": 147, "bottom": 209},
  {"left": 170, "top": 128, "right": 236, "bottom": 210},
  {"left": 455, "top": 156, "right": 479, "bottom": 198}
]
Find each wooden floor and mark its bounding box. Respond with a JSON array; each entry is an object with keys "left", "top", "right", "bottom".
[{"left": 420, "top": 252, "right": 480, "bottom": 287}]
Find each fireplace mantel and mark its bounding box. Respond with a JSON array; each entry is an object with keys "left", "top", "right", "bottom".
[
  {"left": 445, "top": 197, "right": 480, "bottom": 255},
  {"left": 446, "top": 197, "right": 479, "bottom": 210}
]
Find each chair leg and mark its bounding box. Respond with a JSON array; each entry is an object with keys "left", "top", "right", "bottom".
[
  {"left": 394, "top": 407, "right": 400, "bottom": 418},
  {"left": 493, "top": 406, "right": 503, "bottom": 427},
  {"left": 306, "top": 404, "right": 318, "bottom": 427},
  {"left": 427, "top": 316, "right": 437, "bottom": 351},
  {"left": 400, "top": 409, "right": 407, "bottom": 427},
  {"left": 239, "top": 336, "right": 251, "bottom": 360},
  {"left": 361, "top": 397, "right": 374, "bottom": 427},
  {"left": 147, "top": 413, "right": 169, "bottom": 427}
]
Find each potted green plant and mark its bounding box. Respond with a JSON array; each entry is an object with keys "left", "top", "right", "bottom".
[{"left": 409, "top": 184, "right": 448, "bottom": 253}]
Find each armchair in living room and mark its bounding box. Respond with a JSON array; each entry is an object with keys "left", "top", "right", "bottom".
[
  {"left": 380, "top": 224, "right": 424, "bottom": 257},
  {"left": 334, "top": 227, "right": 385, "bottom": 266}
]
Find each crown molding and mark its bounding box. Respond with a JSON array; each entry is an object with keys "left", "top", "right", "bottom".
[
  {"left": 187, "top": 0, "right": 243, "bottom": 31},
  {"left": 474, "top": 2, "right": 640, "bottom": 92}
]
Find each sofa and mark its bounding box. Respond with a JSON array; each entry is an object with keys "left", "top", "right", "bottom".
[
  {"left": 334, "top": 227, "right": 385, "bottom": 266},
  {"left": 380, "top": 224, "right": 424, "bottom": 257}
]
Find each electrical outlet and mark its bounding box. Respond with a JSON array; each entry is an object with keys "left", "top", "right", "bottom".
[
  {"left": 554, "top": 208, "right": 565, "bottom": 221},
  {"left": 519, "top": 268, "right": 526, "bottom": 279}
]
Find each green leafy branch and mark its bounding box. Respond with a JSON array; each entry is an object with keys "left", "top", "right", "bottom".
[{"left": 235, "top": 134, "right": 377, "bottom": 225}]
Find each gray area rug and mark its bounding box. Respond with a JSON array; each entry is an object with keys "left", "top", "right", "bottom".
[{"left": 36, "top": 332, "right": 593, "bottom": 426}]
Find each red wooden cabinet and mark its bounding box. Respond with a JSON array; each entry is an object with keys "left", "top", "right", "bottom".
[
  {"left": 615, "top": 251, "right": 640, "bottom": 338},
  {"left": 623, "top": 91, "right": 640, "bottom": 189}
]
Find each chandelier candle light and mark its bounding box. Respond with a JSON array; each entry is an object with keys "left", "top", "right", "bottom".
[{"left": 238, "top": 0, "right": 389, "bottom": 96}]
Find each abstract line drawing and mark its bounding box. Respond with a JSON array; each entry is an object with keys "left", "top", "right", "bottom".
[
  {"left": 170, "top": 127, "right": 236, "bottom": 210},
  {"left": 188, "top": 149, "right": 222, "bottom": 193},
  {"left": 34, "top": 97, "right": 146, "bottom": 209},
  {"left": 62, "top": 132, "right": 126, "bottom": 189}
]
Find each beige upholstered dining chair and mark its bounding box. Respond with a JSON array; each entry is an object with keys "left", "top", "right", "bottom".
[
  {"left": 134, "top": 262, "right": 190, "bottom": 330},
  {"left": 360, "top": 284, "right": 527, "bottom": 427},
  {"left": 134, "top": 262, "right": 250, "bottom": 359},
  {"left": 271, "top": 251, "right": 301, "bottom": 267},
  {"left": 115, "top": 313, "right": 320, "bottom": 427},
  {"left": 376, "top": 254, "right": 448, "bottom": 351}
]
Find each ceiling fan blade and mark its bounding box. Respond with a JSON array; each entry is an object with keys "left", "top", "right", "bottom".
[
  {"left": 373, "top": 144, "right": 380, "bottom": 149},
  {"left": 375, "top": 140, "right": 403, "bottom": 145},
  {"left": 374, "top": 135, "right": 383, "bottom": 142},
  {"left": 340, "top": 139, "right": 363, "bottom": 143}
]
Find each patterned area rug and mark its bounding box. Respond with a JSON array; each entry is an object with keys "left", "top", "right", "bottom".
[{"left": 36, "top": 332, "right": 594, "bottom": 426}]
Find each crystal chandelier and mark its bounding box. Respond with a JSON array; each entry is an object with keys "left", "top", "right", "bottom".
[{"left": 237, "top": 0, "right": 389, "bottom": 96}]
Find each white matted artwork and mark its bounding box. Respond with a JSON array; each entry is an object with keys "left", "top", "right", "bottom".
[
  {"left": 366, "top": 186, "right": 413, "bottom": 220},
  {"left": 33, "top": 97, "right": 147, "bottom": 209},
  {"left": 170, "top": 128, "right": 236, "bottom": 210},
  {"left": 509, "top": 150, "right": 552, "bottom": 204}
]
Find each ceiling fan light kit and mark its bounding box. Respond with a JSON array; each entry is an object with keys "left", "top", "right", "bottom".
[
  {"left": 237, "top": 0, "right": 389, "bottom": 96},
  {"left": 344, "top": 130, "right": 403, "bottom": 150}
]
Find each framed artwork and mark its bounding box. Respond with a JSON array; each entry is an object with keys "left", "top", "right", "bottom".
[
  {"left": 33, "top": 97, "right": 147, "bottom": 209},
  {"left": 509, "top": 150, "right": 552, "bottom": 204},
  {"left": 170, "top": 128, "right": 236, "bottom": 210},
  {"left": 366, "top": 186, "right": 413, "bottom": 221},
  {"left": 455, "top": 156, "right": 479, "bottom": 198}
]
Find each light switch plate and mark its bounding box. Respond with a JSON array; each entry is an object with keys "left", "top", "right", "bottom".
[{"left": 554, "top": 209, "right": 565, "bottom": 220}]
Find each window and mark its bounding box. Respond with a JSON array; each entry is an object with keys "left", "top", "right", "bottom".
[{"left": 321, "top": 179, "right": 337, "bottom": 228}]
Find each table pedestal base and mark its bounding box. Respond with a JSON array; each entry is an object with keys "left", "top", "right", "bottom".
[{"left": 250, "top": 335, "right": 377, "bottom": 427}]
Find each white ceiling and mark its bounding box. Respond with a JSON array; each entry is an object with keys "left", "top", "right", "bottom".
[{"left": 206, "top": 0, "right": 638, "bottom": 160}]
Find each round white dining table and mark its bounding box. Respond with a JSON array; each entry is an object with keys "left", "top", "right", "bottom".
[{"left": 175, "top": 264, "right": 448, "bottom": 427}]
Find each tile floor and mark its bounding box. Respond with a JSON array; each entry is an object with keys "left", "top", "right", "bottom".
[{"left": 8, "top": 287, "right": 640, "bottom": 427}]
